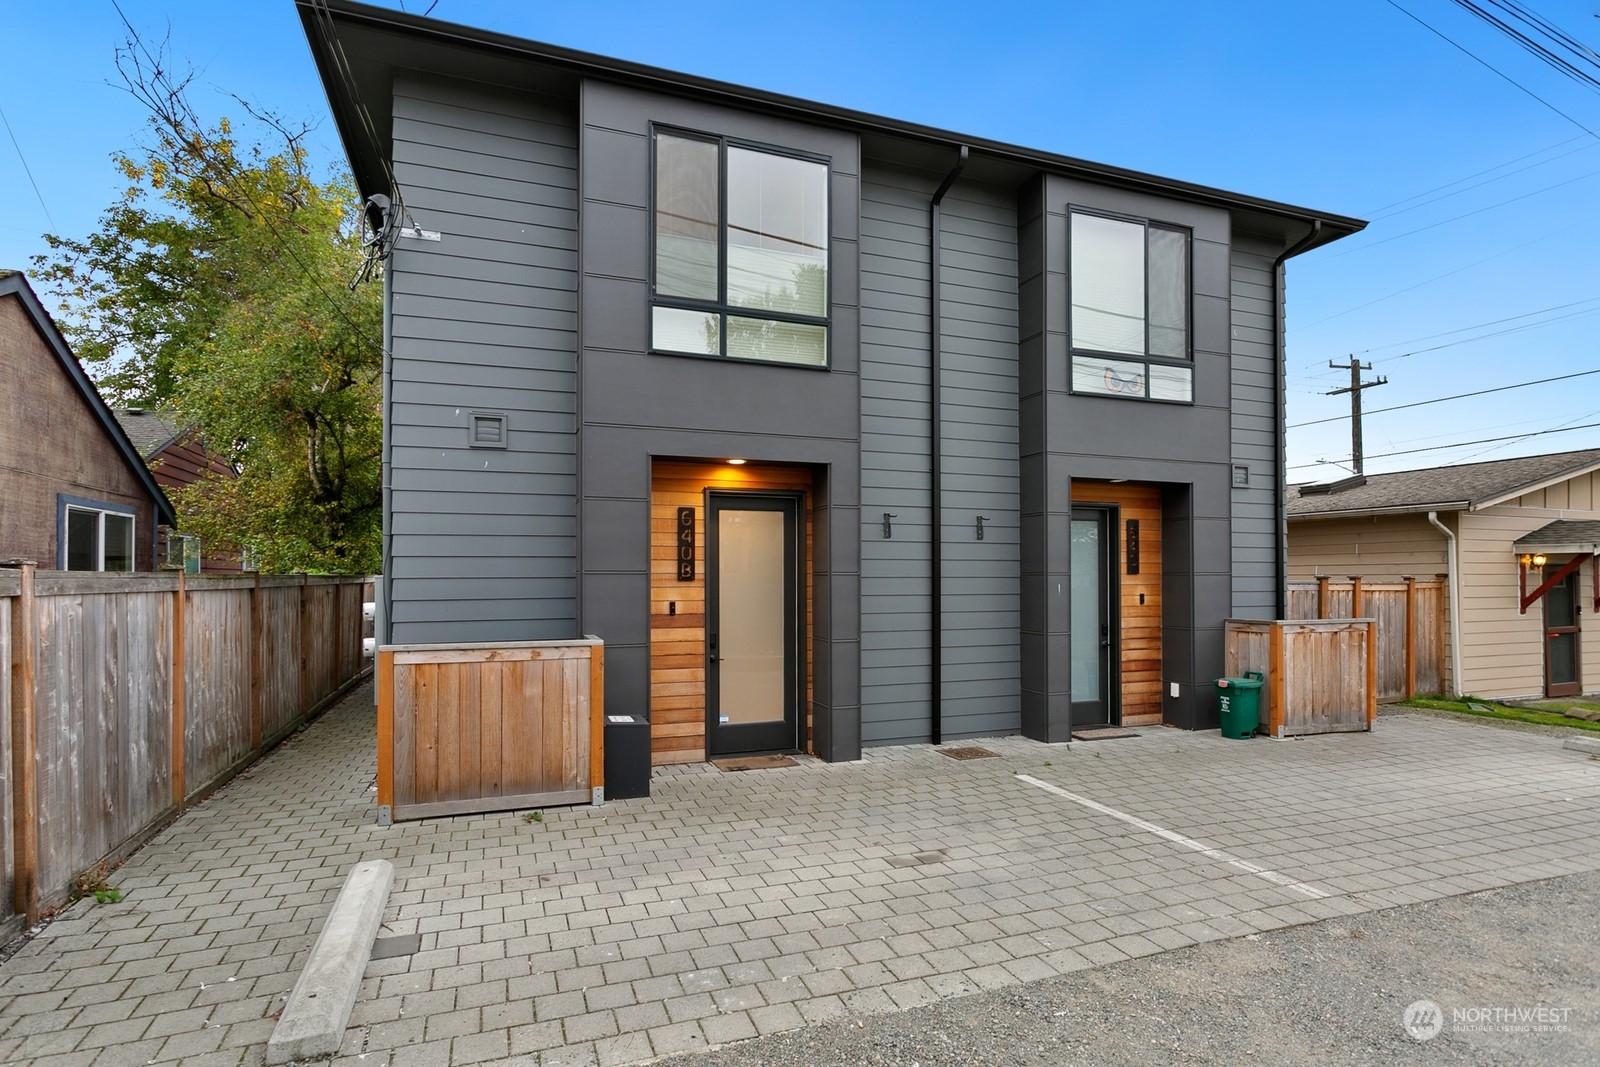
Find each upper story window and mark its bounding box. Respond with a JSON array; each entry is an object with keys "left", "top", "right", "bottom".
[
  {"left": 652, "top": 130, "right": 830, "bottom": 368},
  {"left": 1068, "top": 209, "right": 1192, "bottom": 403},
  {"left": 61, "top": 499, "right": 135, "bottom": 572}
]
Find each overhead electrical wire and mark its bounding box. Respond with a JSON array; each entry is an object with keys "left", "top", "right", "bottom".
[
  {"left": 1288, "top": 419, "right": 1600, "bottom": 472},
  {"left": 1287, "top": 367, "right": 1600, "bottom": 428},
  {"left": 1361, "top": 134, "right": 1593, "bottom": 219}
]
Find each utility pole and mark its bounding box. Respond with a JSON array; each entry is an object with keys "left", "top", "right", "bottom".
[{"left": 1327, "top": 358, "right": 1387, "bottom": 475}]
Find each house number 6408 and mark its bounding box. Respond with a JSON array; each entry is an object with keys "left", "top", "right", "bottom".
[{"left": 677, "top": 507, "right": 695, "bottom": 581}]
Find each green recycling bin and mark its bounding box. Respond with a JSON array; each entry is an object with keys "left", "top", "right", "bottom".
[{"left": 1216, "top": 671, "right": 1264, "bottom": 739}]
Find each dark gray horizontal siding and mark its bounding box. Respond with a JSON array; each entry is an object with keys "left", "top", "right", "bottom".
[
  {"left": 387, "top": 73, "right": 579, "bottom": 644},
  {"left": 939, "top": 184, "right": 1020, "bottom": 740},
  {"left": 1230, "top": 235, "right": 1280, "bottom": 617},
  {"left": 859, "top": 166, "right": 934, "bottom": 745}
]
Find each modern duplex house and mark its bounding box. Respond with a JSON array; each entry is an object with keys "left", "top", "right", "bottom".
[{"left": 299, "top": 0, "right": 1364, "bottom": 765}]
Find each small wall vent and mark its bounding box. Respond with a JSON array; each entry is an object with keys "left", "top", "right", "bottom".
[{"left": 469, "top": 411, "right": 508, "bottom": 449}]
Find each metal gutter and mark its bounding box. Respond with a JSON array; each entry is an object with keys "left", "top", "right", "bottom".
[
  {"left": 1271, "top": 221, "right": 1322, "bottom": 619},
  {"left": 1288, "top": 502, "right": 1473, "bottom": 521},
  {"left": 928, "top": 145, "right": 967, "bottom": 747},
  {"left": 297, "top": 0, "right": 1366, "bottom": 247}
]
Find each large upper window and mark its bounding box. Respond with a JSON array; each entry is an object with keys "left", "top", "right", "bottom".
[
  {"left": 1069, "top": 210, "right": 1191, "bottom": 403},
  {"left": 652, "top": 130, "right": 830, "bottom": 368},
  {"left": 62, "top": 501, "right": 135, "bottom": 572}
]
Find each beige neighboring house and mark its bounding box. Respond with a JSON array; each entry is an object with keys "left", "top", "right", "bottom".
[{"left": 1287, "top": 447, "right": 1600, "bottom": 701}]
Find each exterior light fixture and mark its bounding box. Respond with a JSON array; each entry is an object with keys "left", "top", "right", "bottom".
[
  {"left": 726, "top": 458, "right": 746, "bottom": 465},
  {"left": 1532, "top": 553, "right": 1548, "bottom": 568}
]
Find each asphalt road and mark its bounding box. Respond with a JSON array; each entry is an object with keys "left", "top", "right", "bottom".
[{"left": 673, "top": 870, "right": 1600, "bottom": 1067}]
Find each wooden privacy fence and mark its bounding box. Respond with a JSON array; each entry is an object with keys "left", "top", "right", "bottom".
[
  {"left": 1, "top": 565, "right": 369, "bottom": 933},
  {"left": 376, "top": 639, "right": 604, "bottom": 824},
  {"left": 1225, "top": 618, "right": 1377, "bottom": 737},
  {"left": 1287, "top": 576, "right": 1446, "bottom": 701}
]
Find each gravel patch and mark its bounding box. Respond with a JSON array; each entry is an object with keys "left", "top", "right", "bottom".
[{"left": 670, "top": 871, "right": 1600, "bottom": 1066}]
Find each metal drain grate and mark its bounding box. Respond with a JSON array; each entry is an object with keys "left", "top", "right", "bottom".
[{"left": 940, "top": 746, "right": 998, "bottom": 760}]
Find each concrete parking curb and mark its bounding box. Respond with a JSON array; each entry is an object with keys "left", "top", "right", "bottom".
[
  {"left": 266, "top": 859, "right": 394, "bottom": 1065},
  {"left": 1563, "top": 736, "right": 1600, "bottom": 756}
]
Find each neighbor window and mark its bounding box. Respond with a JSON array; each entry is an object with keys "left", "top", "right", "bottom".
[
  {"left": 1069, "top": 210, "right": 1191, "bottom": 403},
  {"left": 652, "top": 130, "right": 830, "bottom": 367},
  {"left": 62, "top": 501, "right": 135, "bottom": 572}
]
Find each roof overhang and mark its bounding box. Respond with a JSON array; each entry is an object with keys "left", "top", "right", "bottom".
[
  {"left": 1473, "top": 459, "right": 1600, "bottom": 511},
  {"left": 296, "top": 0, "right": 1366, "bottom": 254},
  {"left": 1287, "top": 503, "right": 1469, "bottom": 522},
  {"left": 1512, "top": 520, "right": 1600, "bottom": 556}
]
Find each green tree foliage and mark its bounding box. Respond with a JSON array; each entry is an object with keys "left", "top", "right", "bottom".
[{"left": 36, "top": 38, "right": 381, "bottom": 573}]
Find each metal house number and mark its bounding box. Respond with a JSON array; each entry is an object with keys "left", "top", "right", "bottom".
[{"left": 677, "top": 507, "right": 696, "bottom": 581}]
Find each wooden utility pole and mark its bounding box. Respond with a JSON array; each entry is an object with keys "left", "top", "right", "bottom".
[{"left": 1327, "top": 358, "right": 1387, "bottom": 475}]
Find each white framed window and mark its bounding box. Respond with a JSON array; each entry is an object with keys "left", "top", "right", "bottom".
[
  {"left": 60, "top": 497, "right": 137, "bottom": 572},
  {"left": 1069, "top": 209, "right": 1192, "bottom": 403},
  {"left": 652, "top": 129, "right": 831, "bottom": 368}
]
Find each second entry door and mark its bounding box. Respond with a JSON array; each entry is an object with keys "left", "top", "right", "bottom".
[
  {"left": 1070, "top": 506, "right": 1118, "bottom": 728},
  {"left": 707, "top": 492, "right": 802, "bottom": 756}
]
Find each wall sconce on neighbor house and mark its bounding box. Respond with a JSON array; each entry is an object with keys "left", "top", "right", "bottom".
[{"left": 1520, "top": 553, "right": 1548, "bottom": 569}]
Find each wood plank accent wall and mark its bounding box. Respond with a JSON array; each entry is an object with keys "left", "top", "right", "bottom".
[
  {"left": 1071, "top": 481, "right": 1163, "bottom": 726},
  {"left": 376, "top": 639, "right": 602, "bottom": 822},
  {"left": 650, "top": 461, "right": 813, "bottom": 766},
  {"left": 0, "top": 567, "right": 369, "bottom": 928}
]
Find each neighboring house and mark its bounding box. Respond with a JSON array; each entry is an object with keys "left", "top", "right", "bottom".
[
  {"left": 114, "top": 407, "right": 244, "bottom": 572},
  {"left": 300, "top": 0, "right": 1364, "bottom": 763},
  {"left": 0, "top": 271, "right": 175, "bottom": 571},
  {"left": 1288, "top": 448, "right": 1600, "bottom": 701}
]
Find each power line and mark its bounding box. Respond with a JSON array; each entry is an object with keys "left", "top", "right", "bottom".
[
  {"left": 1362, "top": 135, "right": 1593, "bottom": 219},
  {"left": 1, "top": 106, "right": 57, "bottom": 233},
  {"left": 1384, "top": 0, "right": 1600, "bottom": 140},
  {"left": 1288, "top": 367, "right": 1600, "bottom": 428},
  {"left": 1288, "top": 418, "right": 1600, "bottom": 471}
]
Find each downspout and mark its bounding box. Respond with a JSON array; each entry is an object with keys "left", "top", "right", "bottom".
[
  {"left": 929, "top": 145, "right": 968, "bottom": 746},
  {"left": 1271, "top": 220, "right": 1321, "bottom": 619},
  {"left": 1426, "top": 511, "right": 1462, "bottom": 696}
]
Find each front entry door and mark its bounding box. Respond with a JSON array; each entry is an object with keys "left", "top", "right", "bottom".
[
  {"left": 707, "top": 492, "right": 802, "bottom": 756},
  {"left": 1070, "top": 506, "right": 1118, "bottom": 728},
  {"left": 1545, "top": 569, "right": 1581, "bottom": 698}
]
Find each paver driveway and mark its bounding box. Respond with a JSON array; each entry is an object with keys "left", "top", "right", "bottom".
[{"left": 2, "top": 682, "right": 1597, "bottom": 1067}]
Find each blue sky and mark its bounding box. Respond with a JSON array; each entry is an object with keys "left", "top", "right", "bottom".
[{"left": 5, "top": 1, "right": 1599, "bottom": 479}]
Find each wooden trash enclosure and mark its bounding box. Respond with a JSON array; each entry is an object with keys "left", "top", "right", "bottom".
[
  {"left": 1225, "top": 618, "right": 1377, "bottom": 737},
  {"left": 376, "top": 639, "right": 605, "bottom": 824}
]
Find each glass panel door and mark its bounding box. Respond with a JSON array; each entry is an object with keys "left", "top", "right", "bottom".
[
  {"left": 708, "top": 493, "right": 801, "bottom": 755},
  {"left": 1070, "top": 506, "right": 1116, "bottom": 728}
]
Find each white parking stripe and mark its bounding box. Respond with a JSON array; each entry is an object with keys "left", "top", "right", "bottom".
[{"left": 1016, "top": 774, "right": 1330, "bottom": 900}]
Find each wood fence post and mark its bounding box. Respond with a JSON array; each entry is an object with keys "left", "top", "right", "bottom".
[
  {"left": 333, "top": 578, "right": 346, "bottom": 685},
  {"left": 1317, "top": 575, "right": 1330, "bottom": 619},
  {"left": 1348, "top": 575, "right": 1363, "bottom": 619},
  {"left": 376, "top": 649, "right": 394, "bottom": 824},
  {"left": 6, "top": 562, "right": 39, "bottom": 922},
  {"left": 249, "top": 572, "right": 262, "bottom": 750},
  {"left": 1402, "top": 576, "right": 1417, "bottom": 700},
  {"left": 1435, "top": 573, "right": 1450, "bottom": 695},
  {"left": 589, "top": 642, "right": 605, "bottom": 799},
  {"left": 172, "top": 570, "right": 187, "bottom": 812},
  {"left": 1366, "top": 619, "right": 1379, "bottom": 728},
  {"left": 298, "top": 574, "right": 310, "bottom": 717},
  {"left": 1268, "top": 622, "right": 1285, "bottom": 738}
]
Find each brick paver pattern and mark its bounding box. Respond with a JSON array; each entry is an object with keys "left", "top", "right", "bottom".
[{"left": 2, "top": 682, "right": 1598, "bottom": 1067}]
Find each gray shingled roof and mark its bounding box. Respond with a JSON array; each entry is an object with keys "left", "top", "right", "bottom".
[
  {"left": 1513, "top": 520, "right": 1600, "bottom": 550},
  {"left": 1289, "top": 447, "right": 1600, "bottom": 518},
  {"left": 113, "top": 408, "right": 185, "bottom": 459}
]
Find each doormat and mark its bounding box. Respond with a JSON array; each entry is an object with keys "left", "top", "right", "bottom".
[
  {"left": 714, "top": 754, "right": 799, "bottom": 771},
  {"left": 1070, "top": 728, "right": 1140, "bottom": 741},
  {"left": 940, "top": 746, "right": 998, "bottom": 760}
]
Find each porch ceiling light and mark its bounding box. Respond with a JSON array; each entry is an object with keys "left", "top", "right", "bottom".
[
  {"left": 726, "top": 458, "right": 747, "bottom": 465},
  {"left": 1533, "top": 553, "right": 1548, "bottom": 568}
]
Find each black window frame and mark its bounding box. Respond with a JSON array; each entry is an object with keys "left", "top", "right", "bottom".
[
  {"left": 649, "top": 124, "right": 833, "bottom": 370},
  {"left": 1066, "top": 205, "right": 1194, "bottom": 405}
]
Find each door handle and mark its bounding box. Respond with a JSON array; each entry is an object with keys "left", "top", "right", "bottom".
[
  {"left": 709, "top": 633, "right": 721, "bottom": 663},
  {"left": 1100, "top": 622, "right": 1110, "bottom": 648}
]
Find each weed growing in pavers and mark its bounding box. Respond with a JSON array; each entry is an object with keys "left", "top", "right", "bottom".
[
  {"left": 70, "top": 861, "right": 123, "bottom": 905},
  {"left": 522, "top": 811, "right": 543, "bottom": 824}
]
